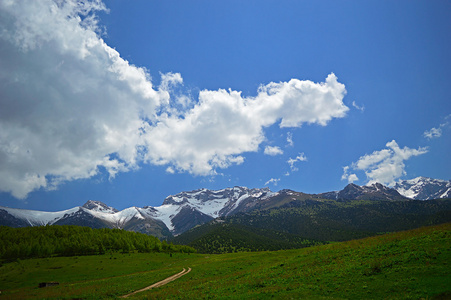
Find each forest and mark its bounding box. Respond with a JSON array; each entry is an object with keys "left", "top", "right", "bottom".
[
  {"left": 0, "top": 225, "right": 195, "bottom": 261},
  {"left": 173, "top": 198, "right": 451, "bottom": 253}
]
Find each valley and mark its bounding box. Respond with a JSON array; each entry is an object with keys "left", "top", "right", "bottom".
[
  {"left": 1, "top": 177, "right": 450, "bottom": 298},
  {"left": 0, "top": 223, "right": 449, "bottom": 299}
]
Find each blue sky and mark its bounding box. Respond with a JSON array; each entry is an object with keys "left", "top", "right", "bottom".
[{"left": 0, "top": 0, "right": 450, "bottom": 211}]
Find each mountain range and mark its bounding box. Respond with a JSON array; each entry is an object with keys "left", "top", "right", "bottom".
[{"left": 1, "top": 177, "right": 450, "bottom": 239}]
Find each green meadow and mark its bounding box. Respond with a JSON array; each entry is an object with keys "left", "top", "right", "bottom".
[{"left": 1, "top": 223, "right": 450, "bottom": 299}]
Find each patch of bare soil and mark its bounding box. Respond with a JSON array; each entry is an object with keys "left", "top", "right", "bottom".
[{"left": 120, "top": 267, "right": 191, "bottom": 298}]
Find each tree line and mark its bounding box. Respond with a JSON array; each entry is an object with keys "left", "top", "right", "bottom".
[
  {"left": 0, "top": 225, "right": 195, "bottom": 260},
  {"left": 173, "top": 222, "right": 324, "bottom": 254}
]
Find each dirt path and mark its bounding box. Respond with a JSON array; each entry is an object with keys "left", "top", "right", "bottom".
[{"left": 120, "top": 267, "right": 191, "bottom": 298}]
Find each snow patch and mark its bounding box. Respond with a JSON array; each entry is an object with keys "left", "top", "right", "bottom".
[
  {"left": 150, "top": 204, "right": 182, "bottom": 231},
  {"left": 85, "top": 206, "right": 145, "bottom": 228},
  {"left": 0, "top": 206, "right": 79, "bottom": 226},
  {"left": 440, "top": 188, "right": 451, "bottom": 198}
]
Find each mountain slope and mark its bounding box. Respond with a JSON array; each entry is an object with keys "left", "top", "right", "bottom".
[
  {"left": 0, "top": 187, "right": 276, "bottom": 237},
  {"left": 0, "top": 206, "right": 80, "bottom": 227},
  {"left": 172, "top": 220, "right": 324, "bottom": 253},
  {"left": 176, "top": 198, "right": 451, "bottom": 248},
  {"left": 319, "top": 183, "right": 408, "bottom": 201},
  {"left": 0, "top": 203, "right": 172, "bottom": 239},
  {"left": 1, "top": 180, "right": 450, "bottom": 238},
  {"left": 394, "top": 177, "right": 451, "bottom": 200},
  {"left": 145, "top": 186, "right": 277, "bottom": 235}
]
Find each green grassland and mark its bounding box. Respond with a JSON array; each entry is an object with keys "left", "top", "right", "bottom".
[{"left": 1, "top": 223, "right": 450, "bottom": 299}]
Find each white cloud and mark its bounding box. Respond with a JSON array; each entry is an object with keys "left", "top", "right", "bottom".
[
  {"left": 423, "top": 127, "right": 442, "bottom": 139},
  {"left": 423, "top": 116, "right": 450, "bottom": 140},
  {"left": 287, "top": 153, "right": 307, "bottom": 172},
  {"left": 286, "top": 132, "right": 294, "bottom": 147},
  {"left": 264, "top": 146, "right": 283, "bottom": 156},
  {"left": 343, "top": 140, "right": 428, "bottom": 186},
  {"left": 254, "top": 74, "right": 348, "bottom": 128},
  {"left": 264, "top": 178, "right": 280, "bottom": 186},
  {"left": 341, "top": 166, "right": 359, "bottom": 183},
  {"left": 352, "top": 101, "right": 365, "bottom": 112},
  {"left": 158, "top": 72, "right": 183, "bottom": 104},
  {"left": 347, "top": 174, "right": 359, "bottom": 183},
  {"left": 165, "top": 166, "right": 175, "bottom": 174},
  {"left": 142, "top": 74, "right": 347, "bottom": 176},
  {"left": 0, "top": 0, "right": 163, "bottom": 198},
  {"left": 0, "top": 0, "right": 349, "bottom": 199},
  {"left": 158, "top": 72, "right": 194, "bottom": 111}
]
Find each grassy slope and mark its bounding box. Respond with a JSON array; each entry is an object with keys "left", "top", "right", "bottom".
[{"left": 0, "top": 223, "right": 449, "bottom": 299}]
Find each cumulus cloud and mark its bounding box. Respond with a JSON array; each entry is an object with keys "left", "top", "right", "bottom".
[
  {"left": 341, "top": 166, "right": 359, "bottom": 183},
  {"left": 158, "top": 72, "right": 193, "bottom": 111},
  {"left": 0, "top": 0, "right": 349, "bottom": 199},
  {"left": 343, "top": 140, "right": 428, "bottom": 186},
  {"left": 264, "top": 146, "right": 283, "bottom": 156},
  {"left": 141, "top": 74, "right": 347, "bottom": 176},
  {"left": 0, "top": 0, "right": 162, "bottom": 198},
  {"left": 287, "top": 153, "right": 307, "bottom": 172},
  {"left": 347, "top": 174, "right": 359, "bottom": 183}
]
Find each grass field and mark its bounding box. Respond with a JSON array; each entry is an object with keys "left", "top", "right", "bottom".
[{"left": 1, "top": 223, "right": 449, "bottom": 299}]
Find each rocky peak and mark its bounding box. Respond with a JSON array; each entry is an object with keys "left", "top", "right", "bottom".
[
  {"left": 394, "top": 177, "right": 451, "bottom": 200},
  {"left": 162, "top": 186, "right": 271, "bottom": 206},
  {"left": 319, "top": 183, "right": 408, "bottom": 201},
  {"left": 82, "top": 200, "right": 118, "bottom": 213}
]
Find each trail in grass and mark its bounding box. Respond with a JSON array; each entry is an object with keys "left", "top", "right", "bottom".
[{"left": 120, "top": 267, "right": 192, "bottom": 298}]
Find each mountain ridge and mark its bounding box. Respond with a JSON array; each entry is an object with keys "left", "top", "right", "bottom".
[
  {"left": 318, "top": 182, "right": 409, "bottom": 201},
  {"left": 394, "top": 176, "right": 451, "bottom": 200},
  {"left": 1, "top": 177, "right": 450, "bottom": 238}
]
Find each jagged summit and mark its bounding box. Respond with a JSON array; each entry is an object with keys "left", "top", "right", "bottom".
[
  {"left": 394, "top": 177, "right": 451, "bottom": 200},
  {"left": 162, "top": 186, "right": 272, "bottom": 205},
  {"left": 82, "top": 200, "right": 118, "bottom": 213},
  {"left": 159, "top": 186, "right": 276, "bottom": 235},
  {"left": 1, "top": 180, "right": 449, "bottom": 238},
  {"left": 319, "top": 182, "right": 408, "bottom": 201}
]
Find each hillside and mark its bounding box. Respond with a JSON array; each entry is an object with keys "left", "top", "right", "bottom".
[
  {"left": 1, "top": 178, "right": 450, "bottom": 238},
  {"left": 173, "top": 198, "right": 451, "bottom": 253},
  {"left": 0, "top": 223, "right": 449, "bottom": 299},
  {"left": 229, "top": 198, "right": 451, "bottom": 240},
  {"left": 172, "top": 221, "right": 325, "bottom": 253}
]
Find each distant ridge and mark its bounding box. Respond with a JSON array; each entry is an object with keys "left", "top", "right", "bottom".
[
  {"left": 1, "top": 179, "right": 450, "bottom": 238},
  {"left": 318, "top": 182, "right": 408, "bottom": 201},
  {"left": 394, "top": 177, "right": 451, "bottom": 200}
]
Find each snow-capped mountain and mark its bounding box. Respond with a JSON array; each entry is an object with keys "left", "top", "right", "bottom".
[
  {"left": 162, "top": 187, "right": 275, "bottom": 216},
  {"left": 0, "top": 202, "right": 171, "bottom": 238},
  {"left": 0, "top": 206, "right": 80, "bottom": 227},
  {"left": 1, "top": 180, "right": 449, "bottom": 238},
  {"left": 0, "top": 187, "right": 276, "bottom": 237},
  {"left": 153, "top": 186, "right": 276, "bottom": 235},
  {"left": 394, "top": 177, "right": 451, "bottom": 200},
  {"left": 82, "top": 200, "right": 118, "bottom": 213},
  {"left": 318, "top": 183, "right": 409, "bottom": 201}
]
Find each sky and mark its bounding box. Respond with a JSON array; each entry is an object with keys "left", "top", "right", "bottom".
[{"left": 0, "top": 0, "right": 450, "bottom": 211}]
